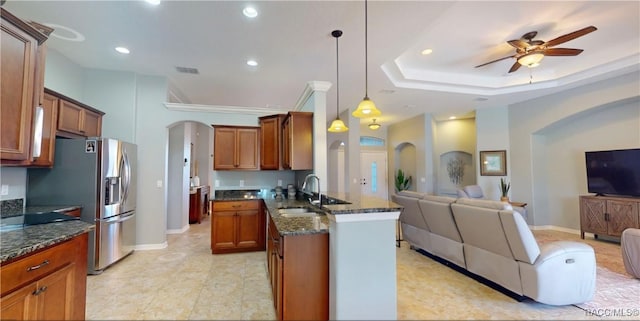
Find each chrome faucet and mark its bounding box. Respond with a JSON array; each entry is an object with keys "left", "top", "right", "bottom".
[{"left": 302, "top": 174, "right": 321, "bottom": 206}]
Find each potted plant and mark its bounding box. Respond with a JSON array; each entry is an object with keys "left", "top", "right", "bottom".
[
  {"left": 395, "top": 169, "right": 412, "bottom": 192},
  {"left": 499, "top": 177, "right": 511, "bottom": 202}
]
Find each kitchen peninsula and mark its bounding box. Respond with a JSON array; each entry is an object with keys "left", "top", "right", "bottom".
[
  {"left": 0, "top": 214, "right": 93, "bottom": 320},
  {"left": 213, "top": 189, "right": 402, "bottom": 320}
]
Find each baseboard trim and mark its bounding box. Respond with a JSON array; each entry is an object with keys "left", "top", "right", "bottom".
[
  {"left": 135, "top": 241, "right": 168, "bottom": 251},
  {"left": 167, "top": 225, "right": 190, "bottom": 234},
  {"left": 528, "top": 225, "right": 580, "bottom": 235}
]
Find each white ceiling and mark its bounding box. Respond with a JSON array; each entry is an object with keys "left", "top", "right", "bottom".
[{"left": 5, "top": 1, "right": 639, "bottom": 125}]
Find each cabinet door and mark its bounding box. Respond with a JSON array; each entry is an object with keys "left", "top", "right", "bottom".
[
  {"left": 35, "top": 263, "right": 75, "bottom": 320},
  {"left": 213, "top": 127, "right": 237, "bottom": 170},
  {"left": 0, "top": 283, "right": 36, "bottom": 320},
  {"left": 275, "top": 253, "right": 283, "bottom": 321},
  {"left": 0, "top": 17, "right": 37, "bottom": 161},
  {"left": 236, "top": 128, "right": 258, "bottom": 170},
  {"left": 29, "top": 92, "right": 58, "bottom": 167},
  {"left": 580, "top": 197, "right": 607, "bottom": 235},
  {"left": 236, "top": 209, "right": 261, "bottom": 248},
  {"left": 57, "top": 100, "right": 84, "bottom": 136},
  {"left": 260, "top": 115, "right": 283, "bottom": 170},
  {"left": 607, "top": 199, "right": 639, "bottom": 237},
  {"left": 211, "top": 211, "right": 237, "bottom": 252},
  {"left": 281, "top": 117, "right": 291, "bottom": 169},
  {"left": 83, "top": 109, "right": 102, "bottom": 137}
]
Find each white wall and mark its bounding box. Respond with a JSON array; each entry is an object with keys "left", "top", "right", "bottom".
[
  {"left": 387, "top": 114, "right": 434, "bottom": 194},
  {"left": 167, "top": 122, "right": 188, "bottom": 232},
  {"left": 43, "top": 50, "right": 84, "bottom": 100},
  {"left": 0, "top": 168, "right": 26, "bottom": 202},
  {"left": 476, "top": 107, "right": 510, "bottom": 201},
  {"left": 509, "top": 71, "right": 640, "bottom": 229},
  {"left": 434, "top": 118, "right": 476, "bottom": 196}
]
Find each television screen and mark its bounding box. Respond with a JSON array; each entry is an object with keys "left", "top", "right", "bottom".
[{"left": 585, "top": 148, "right": 640, "bottom": 197}]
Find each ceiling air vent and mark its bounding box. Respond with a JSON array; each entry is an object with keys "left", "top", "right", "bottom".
[{"left": 175, "top": 66, "right": 199, "bottom": 74}]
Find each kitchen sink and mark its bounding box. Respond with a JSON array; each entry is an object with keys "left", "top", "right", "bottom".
[{"left": 278, "top": 206, "right": 323, "bottom": 217}]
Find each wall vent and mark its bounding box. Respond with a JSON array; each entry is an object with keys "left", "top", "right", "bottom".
[{"left": 175, "top": 66, "right": 199, "bottom": 74}]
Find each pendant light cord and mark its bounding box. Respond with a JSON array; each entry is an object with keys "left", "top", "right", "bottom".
[
  {"left": 364, "top": 0, "right": 369, "bottom": 98},
  {"left": 336, "top": 32, "right": 340, "bottom": 117}
]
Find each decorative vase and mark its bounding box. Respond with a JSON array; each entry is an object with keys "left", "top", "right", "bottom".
[{"left": 500, "top": 196, "right": 510, "bottom": 202}]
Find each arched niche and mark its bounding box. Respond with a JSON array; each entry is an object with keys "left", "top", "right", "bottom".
[
  {"left": 438, "top": 151, "right": 473, "bottom": 197},
  {"left": 394, "top": 142, "right": 417, "bottom": 191}
]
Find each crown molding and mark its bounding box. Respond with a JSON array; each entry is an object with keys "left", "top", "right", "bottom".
[
  {"left": 293, "top": 81, "right": 332, "bottom": 111},
  {"left": 164, "top": 102, "right": 286, "bottom": 116}
]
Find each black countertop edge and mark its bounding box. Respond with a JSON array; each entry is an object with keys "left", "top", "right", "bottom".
[{"left": 0, "top": 220, "right": 94, "bottom": 264}]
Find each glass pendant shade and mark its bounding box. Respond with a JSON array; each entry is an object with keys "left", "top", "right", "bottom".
[
  {"left": 517, "top": 52, "right": 544, "bottom": 68},
  {"left": 328, "top": 118, "right": 348, "bottom": 132},
  {"left": 353, "top": 97, "right": 381, "bottom": 118}
]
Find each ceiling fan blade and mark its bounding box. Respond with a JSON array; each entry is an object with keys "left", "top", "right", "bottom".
[
  {"left": 508, "top": 61, "right": 522, "bottom": 73},
  {"left": 507, "top": 39, "right": 530, "bottom": 49},
  {"left": 543, "top": 48, "right": 584, "bottom": 56},
  {"left": 475, "top": 55, "right": 516, "bottom": 68},
  {"left": 544, "top": 26, "right": 597, "bottom": 47}
]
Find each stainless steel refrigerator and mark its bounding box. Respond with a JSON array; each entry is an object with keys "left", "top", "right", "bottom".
[{"left": 27, "top": 138, "right": 137, "bottom": 274}]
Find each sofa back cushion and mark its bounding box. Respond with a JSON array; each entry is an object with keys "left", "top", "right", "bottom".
[
  {"left": 451, "top": 203, "right": 514, "bottom": 259},
  {"left": 397, "top": 190, "right": 425, "bottom": 199},
  {"left": 418, "top": 195, "right": 462, "bottom": 242},
  {"left": 499, "top": 211, "right": 540, "bottom": 264},
  {"left": 456, "top": 197, "right": 513, "bottom": 211},
  {"left": 392, "top": 194, "right": 429, "bottom": 231}
]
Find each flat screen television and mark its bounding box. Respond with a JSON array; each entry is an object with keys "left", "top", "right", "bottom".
[{"left": 585, "top": 148, "right": 640, "bottom": 197}]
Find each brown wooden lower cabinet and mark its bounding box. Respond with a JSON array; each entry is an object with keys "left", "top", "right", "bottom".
[
  {"left": 211, "top": 200, "right": 265, "bottom": 254},
  {"left": 267, "top": 213, "right": 328, "bottom": 321},
  {"left": 0, "top": 233, "right": 88, "bottom": 320},
  {"left": 580, "top": 195, "right": 640, "bottom": 239}
]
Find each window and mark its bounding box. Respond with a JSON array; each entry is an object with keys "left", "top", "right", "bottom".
[{"left": 360, "top": 136, "right": 384, "bottom": 146}]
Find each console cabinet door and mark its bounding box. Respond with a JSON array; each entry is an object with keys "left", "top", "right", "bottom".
[
  {"left": 607, "top": 199, "right": 639, "bottom": 237},
  {"left": 580, "top": 197, "right": 607, "bottom": 235}
]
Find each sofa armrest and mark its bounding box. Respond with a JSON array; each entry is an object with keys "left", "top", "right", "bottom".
[{"left": 519, "top": 241, "right": 596, "bottom": 305}]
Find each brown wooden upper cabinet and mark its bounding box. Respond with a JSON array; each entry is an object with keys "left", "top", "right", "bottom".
[
  {"left": 57, "top": 96, "right": 103, "bottom": 138},
  {"left": 213, "top": 125, "right": 259, "bottom": 170},
  {"left": 0, "top": 8, "right": 49, "bottom": 164},
  {"left": 259, "top": 114, "right": 286, "bottom": 170},
  {"left": 282, "top": 111, "right": 313, "bottom": 170}
]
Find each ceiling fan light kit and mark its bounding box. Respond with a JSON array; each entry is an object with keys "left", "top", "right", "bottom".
[
  {"left": 475, "top": 25, "right": 597, "bottom": 73},
  {"left": 352, "top": 0, "right": 382, "bottom": 119},
  {"left": 517, "top": 52, "right": 545, "bottom": 68},
  {"left": 328, "top": 29, "right": 349, "bottom": 133}
]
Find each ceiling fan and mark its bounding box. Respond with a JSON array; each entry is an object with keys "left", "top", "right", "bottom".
[{"left": 475, "top": 26, "right": 597, "bottom": 73}]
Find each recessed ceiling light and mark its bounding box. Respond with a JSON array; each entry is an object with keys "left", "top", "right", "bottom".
[
  {"left": 449, "top": 116, "right": 456, "bottom": 120},
  {"left": 243, "top": 6, "right": 258, "bottom": 18},
  {"left": 247, "top": 60, "right": 258, "bottom": 66},
  {"left": 145, "top": 0, "right": 161, "bottom": 5},
  {"left": 421, "top": 48, "right": 433, "bottom": 55},
  {"left": 115, "top": 47, "right": 130, "bottom": 54}
]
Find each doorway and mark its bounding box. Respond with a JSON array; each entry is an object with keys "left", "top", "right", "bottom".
[{"left": 360, "top": 151, "right": 388, "bottom": 200}]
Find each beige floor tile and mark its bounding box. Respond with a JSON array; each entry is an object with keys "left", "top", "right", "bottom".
[{"left": 85, "top": 217, "right": 622, "bottom": 320}]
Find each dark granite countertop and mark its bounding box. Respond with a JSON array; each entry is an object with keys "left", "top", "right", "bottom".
[
  {"left": 0, "top": 220, "right": 94, "bottom": 264},
  {"left": 213, "top": 189, "right": 402, "bottom": 237},
  {"left": 1, "top": 205, "right": 82, "bottom": 218}
]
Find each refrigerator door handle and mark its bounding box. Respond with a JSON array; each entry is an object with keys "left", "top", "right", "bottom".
[
  {"left": 102, "top": 212, "right": 135, "bottom": 224},
  {"left": 121, "top": 149, "right": 131, "bottom": 206}
]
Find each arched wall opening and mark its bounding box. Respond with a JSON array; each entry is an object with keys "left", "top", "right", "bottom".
[{"left": 394, "top": 142, "right": 417, "bottom": 192}]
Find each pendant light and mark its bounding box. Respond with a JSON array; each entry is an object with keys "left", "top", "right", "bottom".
[
  {"left": 368, "top": 119, "right": 381, "bottom": 130},
  {"left": 352, "top": 0, "right": 381, "bottom": 118},
  {"left": 328, "top": 30, "right": 349, "bottom": 133}
]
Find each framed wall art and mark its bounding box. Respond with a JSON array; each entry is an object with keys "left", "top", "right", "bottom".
[{"left": 479, "top": 150, "right": 506, "bottom": 176}]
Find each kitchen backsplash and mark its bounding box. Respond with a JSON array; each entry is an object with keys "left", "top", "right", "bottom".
[{"left": 1, "top": 199, "right": 24, "bottom": 218}]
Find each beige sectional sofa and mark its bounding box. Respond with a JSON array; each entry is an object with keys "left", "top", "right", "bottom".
[{"left": 391, "top": 191, "right": 596, "bottom": 306}]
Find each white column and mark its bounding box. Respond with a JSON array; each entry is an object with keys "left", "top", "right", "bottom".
[{"left": 326, "top": 211, "right": 401, "bottom": 320}]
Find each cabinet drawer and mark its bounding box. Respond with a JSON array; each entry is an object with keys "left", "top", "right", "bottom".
[
  {"left": 1, "top": 237, "right": 79, "bottom": 296},
  {"left": 213, "top": 200, "right": 260, "bottom": 211}
]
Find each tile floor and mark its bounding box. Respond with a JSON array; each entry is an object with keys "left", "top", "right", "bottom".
[{"left": 86, "top": 217, "right": 626, "bottom": 320}]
